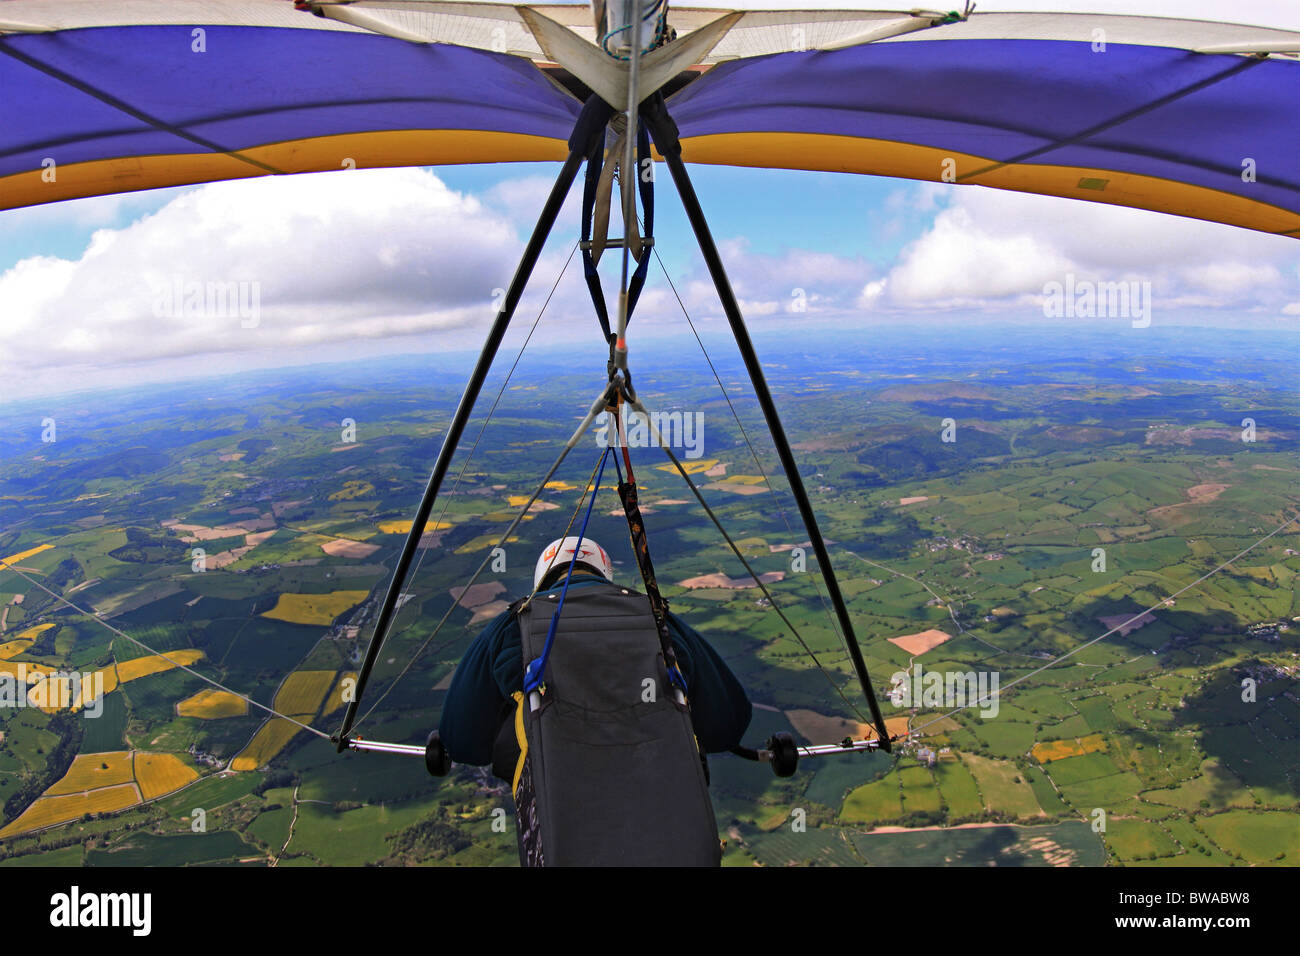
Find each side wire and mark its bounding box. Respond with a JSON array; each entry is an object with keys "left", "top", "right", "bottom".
[
  {"left": 907, "top": 507, "right": 1300, "bottom": 739},
  {"left": 648, "top": 243, "right": 848, "bottom": 648},
  {"left": 344, "top": 242, "right": 579, "bottom": 732},
  {"left": 627, "top": 396, "right": 877, "bottom": 733},
  {"left": 0, "top": 560, "right": 330, "bottom": 739},
  {"left": 346, "top": 382, "right": 616, "bottom": 733},
  {"left": 371, "top": 242, "right": 580, "bottom": 645}
]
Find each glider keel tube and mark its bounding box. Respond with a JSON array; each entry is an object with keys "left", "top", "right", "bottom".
[
  {"left": 335, "top": 94, "right": 616, "bottom": 751},
  {"left": 643, "top": 95, "right": 892, "bottom": 752}
]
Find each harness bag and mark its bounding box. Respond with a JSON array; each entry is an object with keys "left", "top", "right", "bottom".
[{"left": 512, "top": 580, "right": 720, "bottom": 867}]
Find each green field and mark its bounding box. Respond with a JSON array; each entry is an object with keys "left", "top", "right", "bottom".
[
  {"left": 963, "top": 754, "right": 1044, "bottom": 819},
  {"left": 81, "top": 691, "right": 128, "bottom": 754},
  {"left": 86, "top": 831, "right": 256, "bottom": 867},
  {"left": 1199, "top": 811, "right": 1300, "bottom": 864},
  {"left": 842, "top": 775, "right": 903, "bottom": 824},
  {"left": 1, "top": 327, "right": 1298, "bottom": 865},
  {"left": 935, "top": 760, "right": 984, "bottom": 820},
  {"left": 850, "top": 821, "right": 1106, "bottom": 866}
]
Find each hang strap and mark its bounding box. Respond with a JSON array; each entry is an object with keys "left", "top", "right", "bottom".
[
  {"left": 609, "top": 413, "right": 687, "bottom": 698},
  {"left": 581, "top": 121, "right": 655, "bottom": 344}
]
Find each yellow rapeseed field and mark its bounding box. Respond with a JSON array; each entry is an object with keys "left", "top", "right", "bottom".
[
  {"left": 0, "top": 748, "right": 201, "bottom": 838},
  {"left": 8, "top": 623, "right": 55, "bottom": 640},
  {"left": 454, "top": 533, "right": 519, "bottom": 555},
  {"left": 319, "top": 671, "right": 359, "bottom": 718},
  {"left": 0, "top": 784, "right": 139, "bottom": 837},
  {"left": 14, "top": 649, "right": 200, "bottom": 715},
  {"left": 177, "top": 688, "right": 247, "bottom": 718},
  {"left": 0, "top": 622, "right": 55, "bottom": 659},
  {"left": 231, "top": 716, "right": 311, "bottom": 771},
  {"left": 377, "top": 518, "right": 455, "bottom": 535},
  {"left": 0, "top": 544, "right": 52, "bottom": 567},
  {"left": 1032, "top": 732, "right": 1109, "bottom": 763},
  {"left": 116, "top": 648, "right": 205, "bottom": 683},
  {"left": 260, "top": 591, "right": 368, "bottom": 626},
  {"left": 73, "top": 667, "right": 119, "bottom": 709},
  {"left": 134, "top": 752, "right": 199, "bottom": 800},
  {"left": 17, "top": 665, "right": 116, "bottom": 714},
  {"left": 328, "top": 480, "right": 375, "bottom": 501},
  {"left": 27, "top": 673, "right": 78, "bottom": 712},
  {"left": 23, "top": 648, "right": 199, "bottom": 714},
  {"left": 44, "top": 752, "right": 135, "bottom": 795},
  {"left": 0, "top": 660, "right": 51, "bottom": 682},
  {"left": 274, "top": 670, "right": 335, "bottom": 716},
  {"left": 655, "top": 458, "right": 719, "bottom": 475}
]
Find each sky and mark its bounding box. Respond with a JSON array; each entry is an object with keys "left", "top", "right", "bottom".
[{"left": 2, "top": 0, "right": 1299, "bottom": 401}]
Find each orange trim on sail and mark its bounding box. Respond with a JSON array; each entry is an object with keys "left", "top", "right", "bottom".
[
  {"left": 668, "top": 131, "right": 1300, "bottom": 238},
  {"left": 0, "top": 129, "right": 570, "bottom": 212}
]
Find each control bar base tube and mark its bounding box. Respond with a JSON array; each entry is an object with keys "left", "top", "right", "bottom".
[
  {"left": 753, "top": 740, "right": 883, "bottom": 762},
  {"left": 346, "top": 739, "right": 428, "bottom": 757},
  {"left": 796, "top": 740, "right": 884, "bottom": 758}
]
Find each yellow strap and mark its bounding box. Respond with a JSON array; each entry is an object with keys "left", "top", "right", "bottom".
[{"left": 510, "top": 690, "right": 529, "bottom": 798}]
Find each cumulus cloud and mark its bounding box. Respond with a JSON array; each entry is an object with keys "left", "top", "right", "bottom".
[
  {"left": 0, "top": 167, "right": 559, "bottom": 376},
  {"left": 650, "top": 183, "right": 1300, "bottom": 328},
  {"left": 664, "top": 237, "right": 882, "bottom": 320},
  {"left": 861, "top": 185, "right": 1300, "bottom": 318},
  {"left": 5, "top": 157, "right": 1298, "bottom": 401}
]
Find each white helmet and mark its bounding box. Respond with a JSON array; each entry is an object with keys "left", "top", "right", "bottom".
[{"left": 534, "top": 536, "right": 613, "bottom": 591}]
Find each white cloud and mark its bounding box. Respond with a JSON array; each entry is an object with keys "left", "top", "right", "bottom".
[
  {"left": 0, "top": 168, "right": 553, "bottom": 376},
  {"left": 857, "top": 278, "right": 888, "bottom": 310},
  {"left": 480, "top": 174, "right": 584, "bottom": 230},
  {"left": 866, "top": 184, "right": 1300, "bottom": 316},
  {"left": 5, "top": 155, "right": 1298, "bottom": 402},
  {"left": 0, "top": 190, "right": 168, "bottom": 238},
  {"left": 887, "top": 203, "right": 1074, "bottom": 307},
  {"left": 1180, "top": 261, "right": 1283, "bottom": 297},
  {"left": 681, "top": 237, "right": 882, "bottom": 318}
]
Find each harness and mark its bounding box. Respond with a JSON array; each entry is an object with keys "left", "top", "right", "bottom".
[
  {"left": 508, "top": 576, "right": 718, "bottom": 867},
  {"left": 500, "top": 395, "right": 717, "bottom": 866},
  {"left": 521, "top": 393, "right": 687, "bottom": 708}
]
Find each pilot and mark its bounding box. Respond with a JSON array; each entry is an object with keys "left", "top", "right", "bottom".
[{"left": 436, "top": 535, "right": 751, "bottom": 865}]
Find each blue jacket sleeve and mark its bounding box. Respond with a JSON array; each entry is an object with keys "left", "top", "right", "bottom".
[
  {"left": 437, "top": 610, "right": 523, "bottom": 766},
  {"left": 666, "top": 611, "right": 752, "bottom": 753}
]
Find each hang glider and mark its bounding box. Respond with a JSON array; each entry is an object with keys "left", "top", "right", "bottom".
[
  {"left": 6, "top": 0, "right": 1300, "bottom": 773},
  {"left": 1, "top": 0, "right": 1299, "bottom": 237}
]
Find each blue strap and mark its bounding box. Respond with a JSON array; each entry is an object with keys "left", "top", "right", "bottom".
[{"left": 523, "top": 449, "right": 612, "bottom": 695}]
